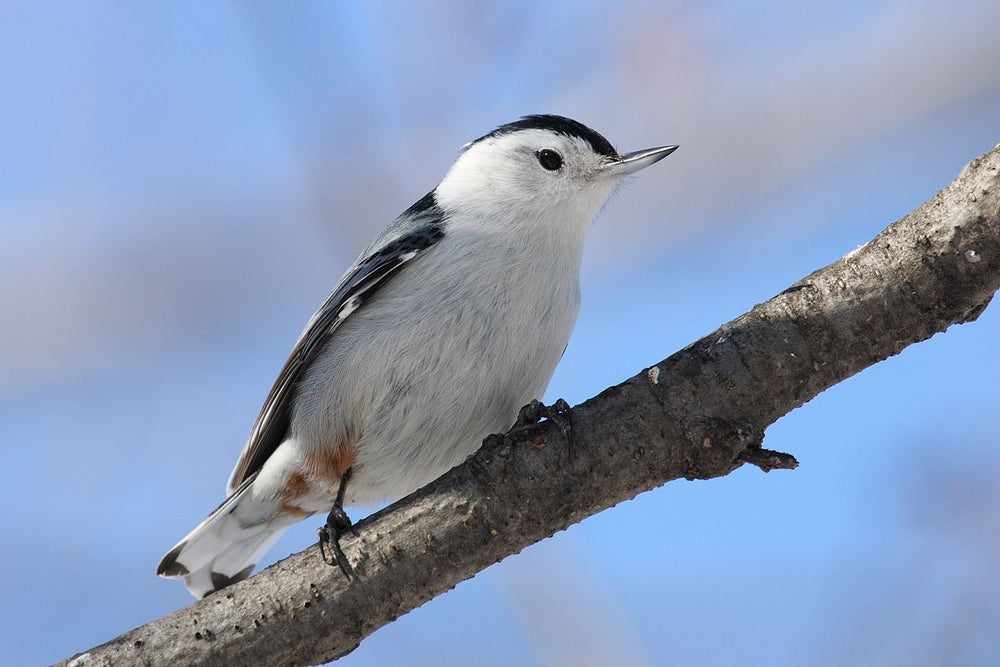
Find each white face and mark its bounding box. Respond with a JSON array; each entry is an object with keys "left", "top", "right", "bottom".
[{"left": 434, "top": 129, "right": 623, "bottom": 236}]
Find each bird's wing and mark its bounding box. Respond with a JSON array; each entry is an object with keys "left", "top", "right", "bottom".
[{"left": 226, "top": 193, "right": 446, "bottom": 494}]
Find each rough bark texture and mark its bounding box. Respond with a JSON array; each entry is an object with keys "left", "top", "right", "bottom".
[{"left": 61, "top": 145, "right": 1000, "bottom": 667}]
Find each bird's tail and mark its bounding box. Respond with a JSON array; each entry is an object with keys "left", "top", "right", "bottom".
[{"left": 157, "top": 473, "right": 293, "bottom": 599}]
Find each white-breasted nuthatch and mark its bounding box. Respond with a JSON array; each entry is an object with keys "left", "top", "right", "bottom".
[{"left": 157, "top": 114, "right": 676, "bottom": 598}]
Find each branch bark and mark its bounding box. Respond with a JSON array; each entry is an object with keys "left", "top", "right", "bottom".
[{"left": 62, "top": 145, "right": 1000, "bottom": 667}]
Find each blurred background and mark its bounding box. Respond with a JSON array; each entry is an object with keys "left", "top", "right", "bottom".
[{"left": 3, "top": 1, "right": 999, "bottom": 665}]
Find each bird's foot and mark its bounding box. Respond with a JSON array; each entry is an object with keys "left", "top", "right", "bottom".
[
  {"left": 318, "top": 467, "right": 358, "bottom": 580},
  {"left": 514, "top": 398, "right": 575, "bottom": 457},
  {"left": 318, "top": 505, "right": 358, "bottom": 580}
]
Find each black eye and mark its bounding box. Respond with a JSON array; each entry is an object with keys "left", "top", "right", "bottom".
[{"left": 536, "top": 148, "right": 563, "bottom": 171}]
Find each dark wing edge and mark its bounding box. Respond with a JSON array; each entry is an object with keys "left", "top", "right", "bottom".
[{"left": 225, "top": 200, "right": 446, "bottom": 495}]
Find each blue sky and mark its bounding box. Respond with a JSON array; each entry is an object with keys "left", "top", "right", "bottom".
[{"left": 2, "top": 2, "right": 999, "bottom": 665}]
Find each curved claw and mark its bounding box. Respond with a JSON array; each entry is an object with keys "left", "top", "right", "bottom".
[
  {"left": 547, "top": 398, "right": 575, "bottom": 458},
  {"left": 318, "top": 513, "right": 355, "bottom": 580},
  {"left": 318, "top": 526, "right": 337, "bottom": 566},
  {"left": 511, "top": 398, "right": 575, "bottom": 458},
  {"left": 316, "top": 467, "right": 357, "bottom": 580}
]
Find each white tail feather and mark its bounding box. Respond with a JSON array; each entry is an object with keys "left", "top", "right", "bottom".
[
  {"left": 180, "top": 529, "right": 288, "bottom": 598},
  {"left": 157, "top": 473, "right": 296, "bottom": 598}
]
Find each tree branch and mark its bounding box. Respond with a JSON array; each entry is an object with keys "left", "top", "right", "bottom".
[{"left": 62, "top": 145, "right": 1000, "bottom": 667}]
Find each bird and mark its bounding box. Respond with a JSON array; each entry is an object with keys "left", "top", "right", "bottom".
[{"left": 157, "top": 114, "right": 677, "bottom": 599}]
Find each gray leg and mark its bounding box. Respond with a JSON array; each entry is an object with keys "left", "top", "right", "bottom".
[{"left": 318, "top": 467, "right": 358, "bottom": 580}]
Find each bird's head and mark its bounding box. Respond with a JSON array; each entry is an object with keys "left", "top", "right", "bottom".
[{"left": 434, "top": 114, "right": 677, "bottom": 239}]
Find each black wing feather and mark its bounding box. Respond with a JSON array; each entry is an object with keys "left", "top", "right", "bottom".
[{"left": 226, "top": 194, "right": 445, "bottom": 493}]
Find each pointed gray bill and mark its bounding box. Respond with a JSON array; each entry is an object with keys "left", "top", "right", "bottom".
[{"left": 602, "top": 145, "right": 679, "bottom": 177}]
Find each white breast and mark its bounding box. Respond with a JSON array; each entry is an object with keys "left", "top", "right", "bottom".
[{"left": 290, "top": 220, "right": 584, "bottom": 505}]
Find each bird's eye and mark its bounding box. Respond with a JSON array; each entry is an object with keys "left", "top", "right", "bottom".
[{"left": 536, "top": 149, "right": 563, "bottom": 171}]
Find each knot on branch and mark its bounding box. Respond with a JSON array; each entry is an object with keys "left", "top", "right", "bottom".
[{"left": 739, "top": 446, "right": 799, "bottom": 472}]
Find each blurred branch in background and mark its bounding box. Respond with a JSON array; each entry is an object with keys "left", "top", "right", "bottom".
[{"left": 57, "top": 142, "right": 1000, "bottom": 665}]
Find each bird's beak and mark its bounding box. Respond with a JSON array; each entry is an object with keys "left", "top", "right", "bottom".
[{"left": 602, "top": 145, "right": 679, "bottom": 177}]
